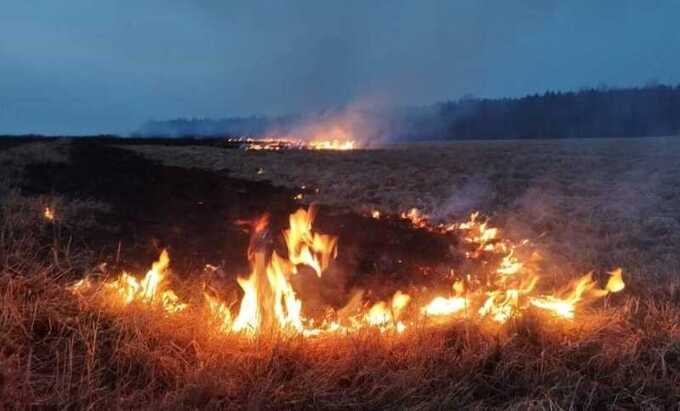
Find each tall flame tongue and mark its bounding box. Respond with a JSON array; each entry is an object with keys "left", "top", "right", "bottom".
[
  {"left": 231, "top": 208, "right": 336, "bottom": 334},
  {"left": 284, "top": 206, "right": 337, "bottom": 277}
]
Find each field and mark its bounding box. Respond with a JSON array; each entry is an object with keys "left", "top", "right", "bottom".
[{"left": 2, "top": 137, "right": 680, "bottom": 409}]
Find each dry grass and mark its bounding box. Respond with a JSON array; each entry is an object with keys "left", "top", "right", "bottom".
[
  {"left": 2, "top": 138, "right": 680, "bottom": 408},
  {"left": 3, "top": 246, "right": 680, "bottom": 409}
]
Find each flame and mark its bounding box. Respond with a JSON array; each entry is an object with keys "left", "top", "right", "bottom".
[
  {"left": 423, "top": 296, "right": 467, "bottom": 316},
  {"left": 400, "top": 208, "right": 428, "bottom": 228},
  {"left": 308, "top": 140, "right": 355, "bottom": 151},
  {"left": 106, "top": 250, "right": 187, "bottom": 313},
  {"left": 284, "top": 207, "right": 337, "bottom": 277},
  {"left": 231, "top": 273, "right": 260, "bottom": 333},
  {"left": 70, "top": 250, "right": 187, "bottom": 314},
  {"left": 308, "top": 126, "right": 356, "bottom": 150},
  {"left": 204, "top": 292, "right": 232, "bottom": 332},
  {"left": 530, "top": 269, "right": 625, "bottom": 319},
  {"left": 43, "top": 207, "right": 55, "bottom": 221},
  {"left": 363, "top": 291, "right": 411, "bottom": 333},
  {"left": 68, "top": 277, "right": 92, "bottom": 293},
  {"left": 228, "top": 128, "right": 358, "bottom": 151},
  {"left": 230, "top": 208, "right": 332, "bottom": 334},
  {"left": 606, "top": 268, "right": 625, "bottom": 293},
  {"left": 70, "top": 206, "right": 627, "bottom": 338},
  {"left": 267, "top": 252, "right": 303, "bottom": 332},
  {"left": 423, "top": 280, "right": 467, "bottom": 316}
]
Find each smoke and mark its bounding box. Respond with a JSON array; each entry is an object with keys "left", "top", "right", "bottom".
[
  {"left": 498, "top": 140, "right": 680, "bottom": 282},
  {"left": 433, "top": 175, "right": 496, "bottom": 220},
  {"left": 263, "top": 97, "right": 406, "bottom": 147}
]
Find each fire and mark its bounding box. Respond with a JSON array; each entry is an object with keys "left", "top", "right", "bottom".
[
  {"left": 228, "top": 137, "right": 304, "bottom": 151},
  {"left": 70, "top": 249, "right": 187, "bottom": 314},
  {"left": 362, "top": 291, "right": 410, "bottom": 333},
  {"left": 400, "top": 208, "right": 428, "bottom": 228},
  {"left": 71, "top": 205, "right": 626, "bottom": 339},
  {"left": 606, "top": 268, "right": 625, "bottom": 293},
  {"left": 228, "top": 211, "right": 321, "bottom": 334},
  {"left": 307, "top": 126, "right": 356, "bottom": 150},
  {"left": 267, "top": 252, "right": 304, "bottom": 331},
  {"left": 43, "top": 207, "right": 55, "bottom": 221},
  {"left": 284, "top": 207, "right": 337, "bottom": 277},
  {"left": 204, "top": 292, "right": 232, "bottom": 332},
  {"left": 231, "top": 273, "right": 259, "bottom": 332},
  {"left": 529, "top": 269, "right": 625, "bottom": 319},
  {"left": 228, "top": 130, "right": 357, "bottom": 151},
  {"left": 397, "top": 207, "right": 624, "bottom": 323},
  {"left": 423, "top": 296, "right": 467, "bottom": 316},
  {"left": 308, "top": 140, "right": 355, "bottom": 151},
  {"left": 423, "top": 280, "right": 467, "bottom": 316}
]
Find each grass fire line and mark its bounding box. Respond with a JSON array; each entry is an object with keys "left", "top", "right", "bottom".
[{"left": 68, "top": 205, "right": 625, "bottom": 338}]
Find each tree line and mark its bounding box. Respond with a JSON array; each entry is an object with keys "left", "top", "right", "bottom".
[
  {"left": 436, "top": 84, "right": 680, "bottom": 140},
  {"left": 136, "top": 84, "right": 680, "bottom": 140}
]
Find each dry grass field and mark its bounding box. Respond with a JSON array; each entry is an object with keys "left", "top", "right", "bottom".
[
  {"left": 2, "top": 137, "right": 680, "bottom": 409},
  {"left": 128, "top": 137, "right": 680, "bottom": 282}
]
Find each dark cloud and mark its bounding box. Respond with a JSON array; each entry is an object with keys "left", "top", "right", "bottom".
[{"left": 1, "top": 0, "right": 679, "bottom": 134}]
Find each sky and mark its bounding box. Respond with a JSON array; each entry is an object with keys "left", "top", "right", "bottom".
[{"left": 1, "top": 0, "right": 679, "bottom": 135}]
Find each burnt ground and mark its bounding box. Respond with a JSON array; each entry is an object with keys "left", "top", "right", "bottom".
[
  {"left": 21, "top": 140, "right": 458, "bottom": 305},
  {"left": 0, "top": 136, "right": 59, "bottom": 150}
]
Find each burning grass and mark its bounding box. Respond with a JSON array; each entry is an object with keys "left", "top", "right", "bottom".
[
  {"left": 227, "top": 127, "right": 357, "bottom": 151},
  {"left": 68, "top": 205, "right": 626, "bottom": 342},
  {"left": 3, "top": 138, "right": 680, "bottom": 408},
  {"left": 3, "top": 263, "right": 679, "bottom": 409}
]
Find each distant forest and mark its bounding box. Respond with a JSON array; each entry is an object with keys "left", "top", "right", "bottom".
[{"left": 136, "top": 84, "right": 680, "bottom": 140}]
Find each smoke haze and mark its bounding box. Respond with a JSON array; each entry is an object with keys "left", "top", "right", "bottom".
[{"left": 1, "top": 1, "right": 679, "bottom": 135}]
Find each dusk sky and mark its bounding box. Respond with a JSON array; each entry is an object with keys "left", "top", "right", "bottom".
[{"left": 1, "top": 1, "right": 679, "bottom": 135}]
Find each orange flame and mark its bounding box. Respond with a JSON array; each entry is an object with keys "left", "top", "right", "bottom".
[
  {"left": 71, "top": 207, "right": 627, "bottom": 338},
  {"left": 71, "top": 250, "right": 187, "bottom": 314},
  {"left": 284, "top": 207, "right": 337, "bottom": 277},
  {"left": 229, "top": 128, "right": 358, "bottom": 151},
  {"left": 530, "top": 269, "right": 625, "bottom": 319}
]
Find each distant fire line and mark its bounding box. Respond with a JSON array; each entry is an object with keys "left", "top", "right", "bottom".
[{"left": 227, "top": 137, "right": 357, "bottom": 151}]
